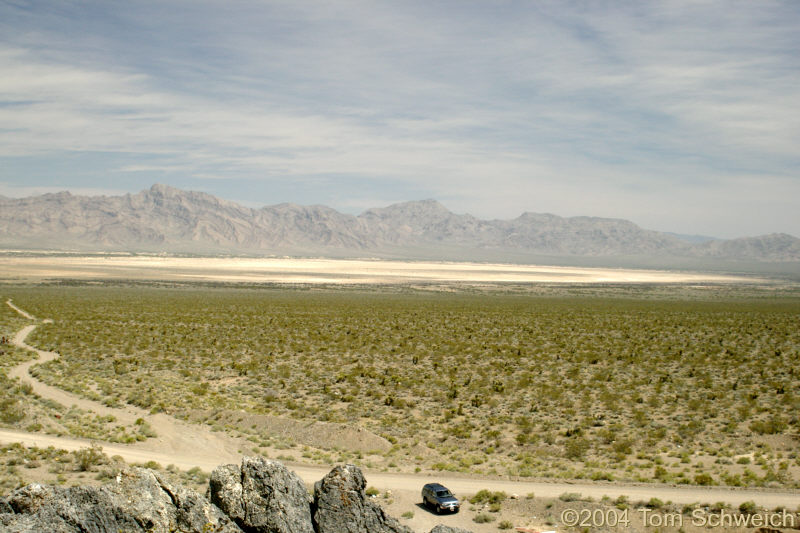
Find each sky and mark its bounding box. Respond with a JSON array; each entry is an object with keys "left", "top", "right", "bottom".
[{"left": 1, "top": 1, "right": 798, "bottom": 239}]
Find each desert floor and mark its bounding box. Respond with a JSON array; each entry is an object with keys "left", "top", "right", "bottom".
[{"left": 1, "top": 255, "right": 796, "bottom": 532}]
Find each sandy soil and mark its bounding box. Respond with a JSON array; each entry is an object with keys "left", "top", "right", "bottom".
[{"left": 0, "top": 255, "right": 760, "bottom": 284}]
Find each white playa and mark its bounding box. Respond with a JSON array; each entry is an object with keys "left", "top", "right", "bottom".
[{"left": 0, "top": 255, "right": 757, "bottom": 284}]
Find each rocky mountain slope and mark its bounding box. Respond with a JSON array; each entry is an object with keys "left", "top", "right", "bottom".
[
  {"left": 1, "top": 457, "right": 466, "bottom": 533},
  {"left": 1, "top": 184, "right": 798, "bottom": 263}
]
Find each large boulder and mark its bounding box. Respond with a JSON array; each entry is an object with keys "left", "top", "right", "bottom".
[
  {"left": 312, "top": 464, "right": 411, "bottom": 533},
  {"left": 0, "top": 468, "right": 241, "bottom": 533},
  {"left": 209, "top": 456, "right": 313, "bottom": 533}
]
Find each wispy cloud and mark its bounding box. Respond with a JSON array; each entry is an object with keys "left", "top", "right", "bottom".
[{"left": 0, "top": 1, "right": 798, "bottom": 237}]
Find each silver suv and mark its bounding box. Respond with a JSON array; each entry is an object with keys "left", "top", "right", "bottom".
[{"left": 421, "top": 483, "right": 460, "bottom": 513}]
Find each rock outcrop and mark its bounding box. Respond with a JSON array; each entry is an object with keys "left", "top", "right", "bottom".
[
  {"left": 1, "top": 459, "right": 459, "bottom": 533},
  {"left": 312, "top": 464, "right": 412, "bottom": 533},
  {"left": 0, "top": 468, "right": 240, "bottom": 533},
  {"left": 209, "top": 456, "right": 313, "bottom": 533}
]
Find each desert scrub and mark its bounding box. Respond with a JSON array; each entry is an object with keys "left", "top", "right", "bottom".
[
  {"left": 5, "top": 284, "right": 800, "bottom": 487},
  {"left": 0, "top": 442, "right": 216, "bottom": 496},
  {"left": 474, "top": 513, "right": 495, "bottom": 523},
  {"left": 470, "top": 489, "right": 507, "bottom": 505}
]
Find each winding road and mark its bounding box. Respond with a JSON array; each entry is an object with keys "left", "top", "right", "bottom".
[{"left": 1, "top": 299, "right": 798, "bottom": 513}]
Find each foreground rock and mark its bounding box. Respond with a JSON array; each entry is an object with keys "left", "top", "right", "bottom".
[
  {"left": 0, "top": 459, "right": 445, "bottom": 533},
  {"left": 312, "top": 464, "right": 412, "bottom": 533},
  {"left": 209, "top": 456, "right": 313, "bottom": 533},
  {"left": 0, "top": 468, "right": 241, "bottom": 533}
]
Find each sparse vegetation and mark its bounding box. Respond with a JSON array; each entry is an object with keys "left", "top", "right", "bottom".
[
  {"left": 473, "top": 512, "right": 495, "bottom": 523},
  {"left": 0, "top": 442, "right": 213, "bottom": 497},
  {"left": 470, "top": 489, "right": 507, "bottom": 505},
  {"left": 74, "top": 443, "right": 106, "bottom": 472},
  {"left": 3, "top": 283, "right": 799, "bottom": 487}
]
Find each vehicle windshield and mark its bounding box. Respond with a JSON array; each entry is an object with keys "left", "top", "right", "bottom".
[{"left": 435, "top": 490, "right": 453, "bottom": 498}]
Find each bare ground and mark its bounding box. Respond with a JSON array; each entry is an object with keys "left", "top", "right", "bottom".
[{"left": 0, "top": 255, "right": 761, "bottom": 285}]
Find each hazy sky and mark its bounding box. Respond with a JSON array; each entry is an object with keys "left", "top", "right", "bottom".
[{"left": 1, "top": 1, "right": 798, "bottom": 238}]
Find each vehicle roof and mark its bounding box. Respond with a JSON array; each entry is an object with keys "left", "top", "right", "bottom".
[{"left": 423, "top": 483, "right": 449, "bottom": 490}]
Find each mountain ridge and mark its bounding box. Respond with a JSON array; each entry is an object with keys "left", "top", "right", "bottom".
[{"left": 1, "top": 184, "right": 798, "bottom": 265}]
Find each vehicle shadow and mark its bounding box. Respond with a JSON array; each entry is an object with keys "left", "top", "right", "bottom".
[
  {"left": 415, "top": 502, "right": 437, "bottom": 515},
  {"left": 415, "top": 502, "right": 459, "bottom": 516}
]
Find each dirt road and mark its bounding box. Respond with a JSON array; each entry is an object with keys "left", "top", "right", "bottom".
[
  {"left": 5, "top": 300, "right": 246, "bottom": 466},
  {"left": 2, "top": 300, "right": 798, "bottom": 512},
  {"left": 0, "top": 427, "right": 797, "bottom": 509}
]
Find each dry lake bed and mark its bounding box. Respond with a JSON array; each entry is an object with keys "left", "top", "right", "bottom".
[{"left": 0, "top": 254, "right": 764, "bottom": 285}]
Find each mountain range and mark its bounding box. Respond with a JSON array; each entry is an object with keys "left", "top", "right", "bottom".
[{"left": 1, "top": 184, "right": 798, "bottom": 269}]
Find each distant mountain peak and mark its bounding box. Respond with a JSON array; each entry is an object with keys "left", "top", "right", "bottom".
[
  {"left": 360, "top": 198, "right": 453, "bottom": 220},
  {"left": 149, "top": 183, "right": 174, "bottom": 193},
  {"left": 0, "top": 184, "right": 797, "bottom": 265}
]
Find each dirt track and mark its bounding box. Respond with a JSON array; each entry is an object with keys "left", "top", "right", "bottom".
[
  {"left": 2, "top": 300, "right": 798, "bottom": 512},
  {"left": 5, "top": 300, "right": 246, "bottom": 466}
]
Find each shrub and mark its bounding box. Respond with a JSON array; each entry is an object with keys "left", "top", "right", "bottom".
[
  {"left": 74, "top": 444, "right": 106, "bottom": 472},
  {"left": 0, "top": 398, "right": 25, "bottom": 423},
  {"left": 739, "top": 500, "right": 757, "bottom": 515},
  {"left": 647, "top": 497, "right": 664, "bottom": 509},
  {"left": 470, "top": 489, "right": 507, "bottom": 504},
  {"left": 694, "top": 473, "right": 714, "bottom": 485},
  {"left": 565, "top": 437, "right": 590, "bottom": 460},
  {"left": 474, "top": 513, "right": 495, "bottom": 523},
  {"left": 498, "top": 520, "right": 514, "bottom": 529},
  {"left": 559, "top": 492, "right": 582, "bottom": 502},
  {"left": 749, "top": 417, "right": 787, "bottom": 435}
]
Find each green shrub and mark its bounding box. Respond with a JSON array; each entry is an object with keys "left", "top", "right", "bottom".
[
  {"left": 694, "top": 473, "right": 714, "bottom": 485},
  {"left": 74, "top": 444, "right": 106, "bottom": 472},
  {"left": 0, "top": 398, "right": 25, "bottom": 423},
  {"left": 647, "top": 497, "right": 664, "bottom": 509},
  {"left": 470, "top": 489, "right": 507, "bottom": 504},
  {"left": 474, "top": 513, "right": 495, "bottom": 523},
  {"left": 749, "top": 417, "right": 787, "bottom": 435},
  {"left": 564, "top": 437, "right": 590, "bottom": 460},
  {"left": 739, "top": 500, "right": 757, "bottom": 514}
]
